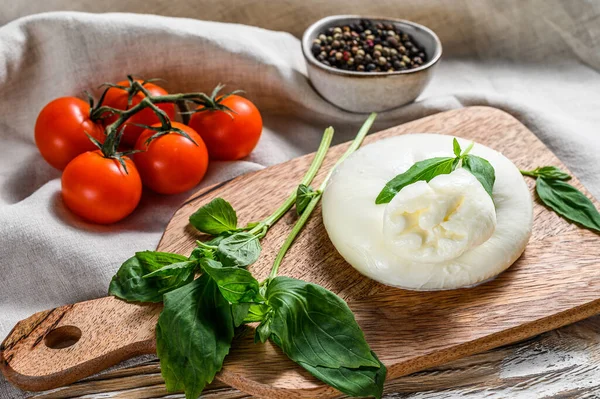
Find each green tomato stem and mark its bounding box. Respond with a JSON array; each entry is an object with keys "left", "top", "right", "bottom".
[
  {"left": 248, "top": 126, "right": 335, "bottom": 236},
  {"left": 268, "top": 113, "right": 377, "bottom": 279}
]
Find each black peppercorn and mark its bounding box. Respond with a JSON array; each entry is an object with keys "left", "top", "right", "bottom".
[{"left": 312, "top": 19, "right": 428, "bottom": 72}]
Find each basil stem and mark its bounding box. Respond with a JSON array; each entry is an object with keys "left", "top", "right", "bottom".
[
  {"left": 268, "top": 113, "right": 377, "bottom": 279},
  {"left": 248, "top": 127, "right": 334, "bottom": 236}
]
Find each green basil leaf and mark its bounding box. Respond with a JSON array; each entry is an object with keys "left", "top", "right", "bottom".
[
  {"left": 299, "top": 352, "right": 387, "bottom": 399},
  {"left": 232, "top": 303, "right": 251, "bottom": 327},
  {"left": 528, "top": 166, "right": 571, "bottom": 180},
  {"left": 156, "top": 274, "right": 234, "bottom": 399},
  {"left": 108, "top": 251, "right": 189, "bottom": 303},
  {"left": 296, "top": 184, "right": 319, "bottom": 215},
  {"left": 375, "top": 157, "right": 454, "bottom": 204},
  {"left": 244, "top": 303, "right": 271, "bottom": 323},
  {"left": 188, "top": 246, "right": 213, "bottom": 261},
  {"left": 451, "top": 157, "right": 460, "bottom": 171},
  {"left": 200, "top": 258, "right": 262, "bottom": 303},
  {"left": 216, "top": 232, "right": 261, "bottom": 267},
  {"left": 189, "top": 198, "right": 238, "bottom": 235},
  {"left": 142, "top": 260, "right": 196, "bottom": 279},
  {"left": 255, "top": 314, "right": 273, "bottom": 344},
  {"left": 136, "top": 251, "right": 188, "bottom": 270},
  {"left": 462, "top": 154, "right": 496, "bottom": 197},
  {"left": 536, "top": 178, "right": 600, "bottom": 233},
  {"left": 266, "top": 276, "right": 379, "bottom": 369},
  {"left": 141, "top": 260, "right": 197, "bottom": 294},
  {"left": 452, "top": 138, "right": 461, "bottom": 157}
]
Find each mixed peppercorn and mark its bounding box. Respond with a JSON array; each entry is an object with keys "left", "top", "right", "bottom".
[{"left": 311, "top": 19, "right": 427, "bottom": 73}]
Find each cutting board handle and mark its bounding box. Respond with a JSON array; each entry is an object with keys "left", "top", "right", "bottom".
[{"left": 0, "top": 296, "right": 160, "bottom": 392}]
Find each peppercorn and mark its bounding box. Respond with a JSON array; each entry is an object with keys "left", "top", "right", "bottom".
[{"left": 311, "top": 19, "right": 428, "bottom": 73}]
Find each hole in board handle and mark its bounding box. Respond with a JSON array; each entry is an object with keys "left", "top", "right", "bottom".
[{"left": 44, "top": 326, "right": 82, "bottom": 349}]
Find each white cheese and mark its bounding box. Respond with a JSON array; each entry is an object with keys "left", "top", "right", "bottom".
[
  {"left": 383, "top": 169, "right": 497, "bottom": 263},
  {"left": 321, "top": 134, "right": 533, "bottom": 290}
]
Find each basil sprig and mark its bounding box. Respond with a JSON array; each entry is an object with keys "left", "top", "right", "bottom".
[
  {"left": 108, "top": 114, "right": 386, "bottom": 399},
  {"left": 521, "top": 166, "right": 600, "bottom": 233},
  {"left": 375, "top": 138, "right": 495, "bottom": 204}
]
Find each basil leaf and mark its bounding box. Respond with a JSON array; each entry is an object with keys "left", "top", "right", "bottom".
[
  {"left": 216, "top": 232, "right": 261, "bottom": 267},
  {"left": 299, "top": 352, "right": 387, "bottom": 399},
  {"left": 189, "top": 198, "right": 238, "bottom": 235},
  {"left": 232, "top": 303, "right": 251, "bottom": 327},
  {"left": 536, "top": 178, "right": 600, "bottom": 233},
  {"left": 452, "top": 138, "right": 461, "bottom": 157},
  {"left": 189, "top": 246, "right": 213, "bottom": 261},
  {"left": 266, "top": 276, "right": 379, "bottom": 369},
  {"left": 244, "top": 303, "right": 271, "bottom": 323},
  {"left": 142, "top": 260, "right": 196, "bottom": 279},
  {"left": 526, "top": 166, "right": 571, "bottom": 180},
  {"left": 108, "top": 252, "right": 189, "bottom": 303},
  {"left": 255, "top": 313, "right": 273, "bottom": 343},
  {"left": 141, "top": 260, "right": 197, "bottom": 294},
  {"left": 462, "top": 154, "right": 496, "bottom": 197},
  {"left": 156, "top": 274, "right": 234, "bottom": 399},
  {"left": 296, "top": 184, "right": 319, "bottom": 215},
  {"left": 375, "top": 157, "right": 454, "bottom": 204},
  {"left": 136, "top": 251, "right": 188, "bottom": 270},
  {"left": 200, "top": 258, "right": 262, "bottom": 303}
]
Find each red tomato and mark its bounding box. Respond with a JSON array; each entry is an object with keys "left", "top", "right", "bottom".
[
  {"left": 188, "top": 95, "right": 262, "bottom": 160},
  {"left": 35, "top": 97, "right": 105, "bottom": 170},
  {"left": 101, "top": 80, "right": 176, "bottom": 148},
  {"left": 62, "top": 151, "right": 142, "bottom": 224},
  {"left": 133, "top": 122, "right": 209, "bottom": 194}
]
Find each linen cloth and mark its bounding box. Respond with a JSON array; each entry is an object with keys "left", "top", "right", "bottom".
[{"left": 1, "top": 1, "right": 600, "bottom": 397}]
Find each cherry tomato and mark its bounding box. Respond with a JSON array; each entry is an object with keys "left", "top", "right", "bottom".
[
  {"left": 188, "top": 95, "right": 262, "bottom": 160},
  {"left": 35, "top": 97, "right": 105, "bottom": 170},
  {"left": 101, "top": 80, "right": 176, "bottom": 148},
  {"left": 133, "top": 122, "right": 209, "bottom": 194},
  {"left": 62, "top": 151, "right": 142, "bottom": 224}
]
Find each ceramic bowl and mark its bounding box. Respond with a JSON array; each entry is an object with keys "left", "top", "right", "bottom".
[{"left": 302, "top": 15, "right": 442, "bottom": 113}]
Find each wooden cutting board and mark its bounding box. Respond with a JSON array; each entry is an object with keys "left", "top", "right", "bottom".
[{"left": 3, "top": 106, "right": 600, "bottom": 398}]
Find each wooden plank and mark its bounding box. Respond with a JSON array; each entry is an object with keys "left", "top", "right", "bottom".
[
  {"left": 3, "top": 107, "right": 600, "bottom": 398},
  {"left": 29, "top": 314, "right": 600, "bottom": 398}
]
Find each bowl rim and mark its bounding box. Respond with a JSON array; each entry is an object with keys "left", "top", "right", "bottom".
[{"left": 302, "top": 15, "right": 442, "bottom": 77}]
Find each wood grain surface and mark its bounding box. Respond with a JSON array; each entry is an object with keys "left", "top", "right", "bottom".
[{"left": 2, "top": 106, "right": 600, "bottom": 398}]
